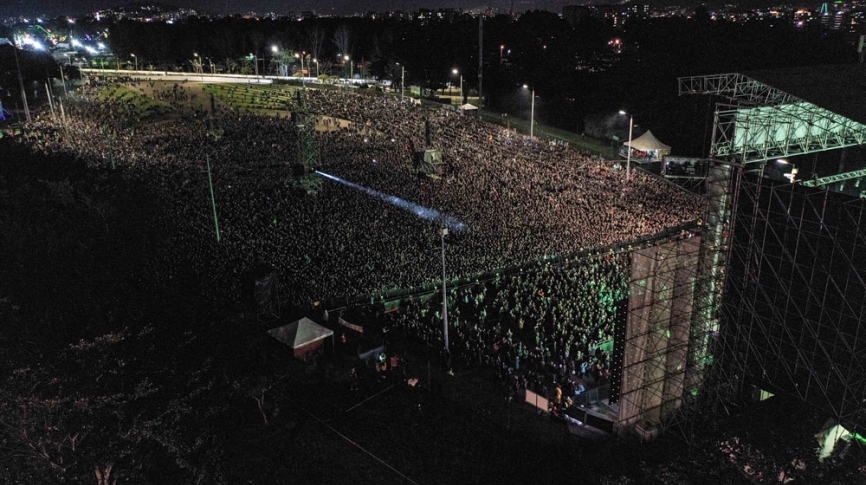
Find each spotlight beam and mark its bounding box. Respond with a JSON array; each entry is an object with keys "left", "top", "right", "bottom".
[{"left": 316, "top": 171, "right": 467, "bottom": 232}]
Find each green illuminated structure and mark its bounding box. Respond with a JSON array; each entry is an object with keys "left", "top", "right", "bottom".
[
  {"left": 801, "top": 168, "right": 866, "bottom": 188},
  {"left": 615, "top": 161, "right": 734, "bottom": 443},
  {"left": 674, "top": 66, "right": 866, "bottom": 436},
  {"left": 678, "top": 72, "right": 866, "bottom": 164},
  {"left": 292, "top": 89, "right": 321, "bottom": 194}
]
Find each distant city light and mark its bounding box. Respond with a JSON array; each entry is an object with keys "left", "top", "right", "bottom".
[{"left": 18, "top": 36, "right": 45, "bottom": 51}]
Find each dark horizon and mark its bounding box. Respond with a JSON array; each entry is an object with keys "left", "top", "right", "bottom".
[
  {"left": 0, "top": 0, "right": 799, "bottom": 20},
  {"left": 1, "top": 0, "right": 576, "bottom": 18}
]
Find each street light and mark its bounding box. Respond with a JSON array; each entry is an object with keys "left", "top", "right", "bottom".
[
  {"left": 619, "top": 110, "right": 633, "bottom": 180},
  {"left": 343, "top": 55, "right": 353, "bottom": 80},
  {"left": 294, "top": 53, "right": 304, "bottom": 85},
  {"left": 777, "top": 159, "right": 798, "bottom": 182},
  {"left": 313, "top": 58, "right": 318, "bottom": 80},
  {"left": 271, "top": 46, "right": 282, "bottom": 77},
  {"left": 523, "top": 84, "right": 535, "bottom": 139},
  {"left": 130, "top": 53, "right": 137, "bottom": 71},
  {"left": 249, "top": 53, "right": 258, "bottom": 77},
  {"left": 452, "top": 68, "right": 462, "bottom": 105},
  {"left": 439, "top": 227, "right": 449, "bottom": 353},
  {"left": 194, "top": 52, "right": 206, "bottom": 79}
]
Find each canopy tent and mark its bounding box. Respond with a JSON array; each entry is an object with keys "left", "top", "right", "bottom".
[
  {"left": 268, "top": 317, "right": 333, "bottom": 359},
  {"left": 458, "top": 103, "right": 478, "bottom": 113},
  {"left": 623, "top": 130, "right": 671, "bottom": 160}
]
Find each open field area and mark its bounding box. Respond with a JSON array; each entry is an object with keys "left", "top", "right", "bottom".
[{"left": 95, "top": 83, "right": 174, "bottom": 120}]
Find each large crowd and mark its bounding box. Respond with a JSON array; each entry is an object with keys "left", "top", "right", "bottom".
[
  {"left": 17, "top": 80, "right": 701, "bottom": 311},
  {"left": 381, "top": 250, "right": 631, "bottom": 405}
]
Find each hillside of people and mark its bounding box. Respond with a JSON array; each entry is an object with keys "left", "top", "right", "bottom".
[
  {"left": 6, "top": 81, "right": 862, "bottom": 485},
  {"left": 16, "top": 81, "right": 703, "bottom": 310}
]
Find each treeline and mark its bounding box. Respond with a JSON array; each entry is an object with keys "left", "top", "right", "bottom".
[
  {"left": 3, "top": 10, "right": 859, "bottom": 155},
  {"left": 102, "top": 11, "right": 856, "bottom": 154}
]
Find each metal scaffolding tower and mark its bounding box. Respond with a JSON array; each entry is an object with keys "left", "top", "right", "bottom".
[
  {"left": 291, "top": 89, "right": 321, "bottom": 194},
  {"left": 678, "top": 73, "right": 866, "bottom": 164},
  {"left": 616, "top": 159, "right": 741, "bottom": 443},
  {"left": 675, "top": 68, "right": 866, "bottom": 433},
  {"left": 722, "top": 170, "right": 866, "bottom": 427},
  {"left": 801, "top": 168, "right": 866, "bottom": 189},
  {"left": 617, "top": 235, "right": 701, "bottom": 439}
]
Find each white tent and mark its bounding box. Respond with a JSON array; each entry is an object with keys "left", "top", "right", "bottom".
[
  {"left": 268, "top": 317, "right": 334, "bottom": 359},
  {"left": 623, "top": 130, "right": 671, "bottom": 160},
  {"left": 458, "top": 103, "right": 478, "bottom": 113}
]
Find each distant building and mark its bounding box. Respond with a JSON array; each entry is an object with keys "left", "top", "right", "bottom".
[{"left": 564, "top": 2, "right": 650, "bottom": 28}]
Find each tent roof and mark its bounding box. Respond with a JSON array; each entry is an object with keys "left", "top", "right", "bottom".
[
  {"left": 459, "top": 103, "right": 478, "bottom": 110},
  {"left": 268, "top": 317, "right": 333, "bottom": 349},
  {"left": 623, "top": 130, "right": 671, "bottom": 151}
]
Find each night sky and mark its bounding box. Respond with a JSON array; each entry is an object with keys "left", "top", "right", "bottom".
[{"left": 0, "top": 0, "right": 577, "bottom": 18}]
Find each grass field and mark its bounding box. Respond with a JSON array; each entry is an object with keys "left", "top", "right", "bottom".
[
  {"left": 96, "top": 84, "right": 173, "bottom": 120},
  {"left": 203, "top": 83, "right": 301, "bottom": 112}
]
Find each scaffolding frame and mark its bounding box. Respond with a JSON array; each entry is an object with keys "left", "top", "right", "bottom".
[
  {"left": 670, "top": 70, "right": 866, "bottom": 437},
  {"left": 679, "top": 73, "right": 866, "bottom": 164},
  {"left": 801, "top": 167, "right": 866, "bottom": 188},
  {"left": 617, "top": 236, "right": 701, "bottom": 439},
  {"left": 721, "top": 173, "right": 866, "bottom": 428}
]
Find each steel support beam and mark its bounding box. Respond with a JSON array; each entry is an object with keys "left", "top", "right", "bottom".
[{"left": 679, "top": 73, "right": 866, "bottom": 164}]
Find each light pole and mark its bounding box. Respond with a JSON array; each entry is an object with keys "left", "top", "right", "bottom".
[
  {"left": 131, "top": 53, "right": 137, "bottom": 71},
  {"left": 194, "top": 52, "right": 204, "bottom": 79},
  {"left": 343, "top": 55, "right": 352, "bottom": 80},
  {"left": 295, "top": 52, "right": 305, "bottom": 86},
  {"left": 401, "top": 64, "right": 405, "bottom": 103},
  {"left": 271, "top": 45, "right": 280, "bottom": 77},
  {"left": 439, "top": 227, "right": 449, "bottom": 353},
  {"left": 205, "top": 155, "right": 221, "bottom": 242},
  {"left": 59, "top": 62, "right": 69, "bottom": 96},
  {"left": 523, "top": 84, "right": 535, "bottom": 139},
  {"left": 452, "top": 68, "right": 462, "bottom": 105},
  {"left": 777, "top": 158, "right": 799, "bottom": 183},
  {"left": 619, "top": 110, "right": 633, "bottom": 180},
  {"left": 249, "top": 53, "right": 258, "bottom": 77},
  {"left": 12, "top": 45, "right": 30, "bottom": 123},
  {"left": 313, "top": 58, "right": 319, "bottom": 80}
]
